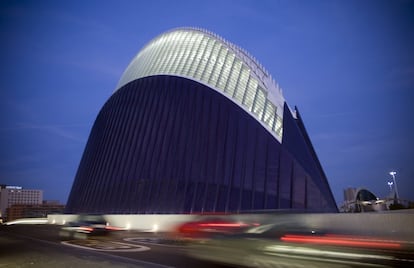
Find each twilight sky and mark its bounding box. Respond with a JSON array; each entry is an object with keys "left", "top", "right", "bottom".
[{"left": 1, "top": 0, "right": 413, "bottom": 206}]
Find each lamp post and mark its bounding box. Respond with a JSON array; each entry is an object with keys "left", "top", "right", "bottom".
[
  {"left": 387, "top": 181, "right": 393, "bottom": 191},
  {"left": 389, "top": 171, "right": 399, "bottom": 200}
]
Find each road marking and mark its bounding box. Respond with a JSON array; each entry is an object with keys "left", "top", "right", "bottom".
[
  {"left": 61, "top": 239, "right": 150, "bottom": 252},
  {"left": 123, "top": 237, "right": 187, "bottom": 247}
]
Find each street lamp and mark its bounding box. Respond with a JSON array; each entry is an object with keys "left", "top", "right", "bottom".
[
  {"left": 389, "top": 171, "right": 399, "bottom": 200},
  {"left": 387, "top": 181, "right": 393, "bottom": 191}
]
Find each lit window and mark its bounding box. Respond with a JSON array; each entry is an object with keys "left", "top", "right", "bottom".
[
  {"left": 225, "top": 59, "right": 242, "bottom": 97},
  {"left": 217, "top": 52, "right": 234, "bottom": 90},
  {"left": 252, "top": 87, "right": 266, "bottom": 119},
  {"left": 243, "top": 77, "right": 258, "bottom": 111},
  {"left": 263, "top": 101, "right": 276, "bottom": 129},
  {"left": 234, "top": 66, "right": 249, "bottom": 102}
]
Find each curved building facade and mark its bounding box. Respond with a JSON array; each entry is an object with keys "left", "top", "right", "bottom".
[{"left": 66, "top": 28, "right": 338, "bottom": 214}]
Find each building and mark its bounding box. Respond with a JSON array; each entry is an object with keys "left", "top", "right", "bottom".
[
  {"left": 340, "top": 187, "right": 414, "bottom": 212},
  {"left": 66, "top": 28, "right": 338, "bottom": 214},
  {"left": 6, "top": 202, "right": 65, "bottom": 222},
  {"left": 340, "top": 187, "right": 387, "bottom": 212},
  {"left": 0, "top": 185, "right": 43, "bottom": 221}
]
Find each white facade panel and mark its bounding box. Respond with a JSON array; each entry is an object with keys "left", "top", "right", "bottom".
[{"left": 115, "top": 28, "right": 289, "bottom": 143}]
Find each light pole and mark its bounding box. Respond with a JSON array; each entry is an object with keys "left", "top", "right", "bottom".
[
  {"left": 387, "top": 181, "right": 393, "bottom": 191},
  {"left": 389, "top": 171, "right": 399, "bottom": 200}
]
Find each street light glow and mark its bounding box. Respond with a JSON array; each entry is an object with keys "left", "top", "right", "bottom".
[
  {"left": 387, "top": 181, "right": 393, "bottom": 191},
  {"left": 389, "top": 171, "right": 399, "bottom": 200}
]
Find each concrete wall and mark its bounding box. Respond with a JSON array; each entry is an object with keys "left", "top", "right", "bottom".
[
  {"left": 48, "top": 210, "right": 414, "bottom": 240},
  {"left": 48, "top": 213, "right": 197, "bottom": 232}
]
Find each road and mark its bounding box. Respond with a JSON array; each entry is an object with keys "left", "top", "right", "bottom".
[
  {"left": 2, "top": 221, "right": 414, "bottom": 268},
  {"left": 0, "top": 224, "right": 229, "bottom": 268}
]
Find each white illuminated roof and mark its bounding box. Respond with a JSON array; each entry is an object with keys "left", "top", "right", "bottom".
[{"left": 116, "top": 27, "right": 287, "bottom": 142}]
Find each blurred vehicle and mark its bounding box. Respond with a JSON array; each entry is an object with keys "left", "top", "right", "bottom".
[
  {"left": 186, "top": 222, "right": 414, "bottom": 268},
  {"left": 59, "top": 214, "right": 111, "bottom": 239},
  {"left": 174, "top": 215, "right": 259, "bottom": 240}
]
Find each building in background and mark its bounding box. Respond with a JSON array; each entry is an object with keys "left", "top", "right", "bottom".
[
  {"left": 0, "top": 185, "right": 43, "bottom": 221},
  {"left": 66, "top": 28, "right": 338, "bottom": 214},
  {"left": 340, "top": 187, "right": 387, "bottom": 212},
  {"left": 341, "top": 186, "right": 414, "bottom": 212},
  {"left": 6, "top": 201, "right": 65, "bottom": 222}
]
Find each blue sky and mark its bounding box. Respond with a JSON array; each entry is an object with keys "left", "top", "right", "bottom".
[{"left": 1, "top": 0, "right": 413, "bottom": 206}]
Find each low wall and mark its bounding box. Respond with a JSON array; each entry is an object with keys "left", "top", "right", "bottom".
[
  {"left": 47, "top": 210, "right": 414, "bottom": 240},
  {"left": 48, "top": 214, "right": 197, "bottom": 232}
]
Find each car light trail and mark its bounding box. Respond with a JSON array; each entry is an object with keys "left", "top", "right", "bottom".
[
  {"left": 79, "top": 226, "right": 94, "bottom": 232},
  {"left": 281, "top": 234, "right": 401, "bottom": 249},
  {"left": 264, "top": 244, "right": 396, "bottom": 261},
  {"left": 198, "top": 222, "right": 250, "bottom": 227}
]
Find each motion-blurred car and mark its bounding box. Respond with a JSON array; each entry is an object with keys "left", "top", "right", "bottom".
[
  {"left": 175, "top": 215, "right": 259, "bottom": 240},
  {"left": 186, "top": 221, "right": 414, "bottom": 268},
  {"left": 59, "top": 214, "right": 111, "bottom": 239}
]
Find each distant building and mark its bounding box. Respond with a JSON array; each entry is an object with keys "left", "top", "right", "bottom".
[
  {"left": 343, "top": 187, "right": 357, "bottom": 204},
  {"left": 0, "top": 185, "right": 43, "bottom": 221},
  {"left": 66, "top": 27, "right": 338, "bottom": 214},
  {"left": 340, "top": 187, "right": 387, "bottom": 212},
  {"left": 6, "top": 202, "right": 65, "bottom": 222}
]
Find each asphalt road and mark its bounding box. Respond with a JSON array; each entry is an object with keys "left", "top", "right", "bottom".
[
  {"left": 0, "top": 224, "right": 229, "bottom": 268},
  {"left": 2, "top": 222, "right": 413, "bottom": 268}
]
